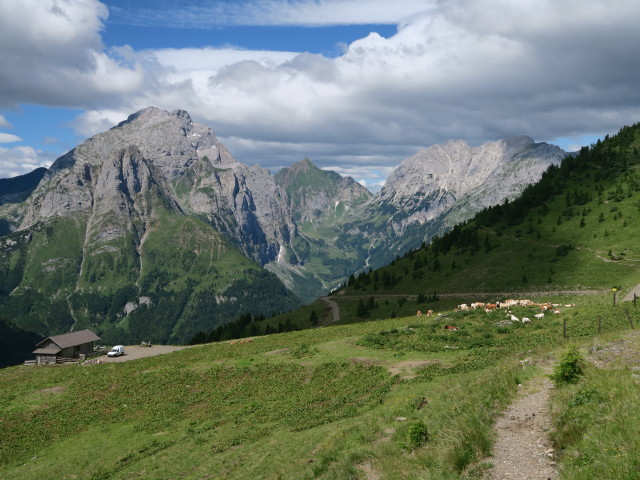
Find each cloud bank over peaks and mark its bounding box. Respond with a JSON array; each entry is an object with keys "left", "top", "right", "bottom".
[{"left": 3, "top": 0, "right": 640, "bottom": 187}]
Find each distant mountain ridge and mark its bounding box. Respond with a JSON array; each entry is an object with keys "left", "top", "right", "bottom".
[
  {"left": 0, "top": 107, "right": 567, "bottom": 343},
  {"left": 0, "top": 167, "right": 47, "bottom": 205}
]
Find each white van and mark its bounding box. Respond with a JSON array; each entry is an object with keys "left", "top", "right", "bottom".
[{"left": 107, "top": 345, "right": 125, "bottom": 357}]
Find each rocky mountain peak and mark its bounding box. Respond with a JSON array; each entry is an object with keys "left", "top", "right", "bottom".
[
  {"left": 274, "top": 158, "right": 372, "bottom": 226},
  {"left": 368, "top": 136, "right": 567, "bottom": 242}
]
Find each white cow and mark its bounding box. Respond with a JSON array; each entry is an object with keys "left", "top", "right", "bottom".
[
  {"left": 534, "top": 313, "right": 545, "bottom": 319},
  {"left": 522, "top": 317, "right": 531, "bottom": 323}
]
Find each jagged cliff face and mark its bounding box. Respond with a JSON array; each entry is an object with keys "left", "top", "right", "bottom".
[
  {"left": 375, "top": 136, "right": 566, "bottom": 233},
  {"left": 0, "top": 106, "right": 569, "bottom": 341},
  {"left": 18, "top": 107, "right": 293, "bottom": 266},
  {"left": 185, "top": 161, "right": 295, "bottom": 264},
  {"left": 275, "top": 158, "right": 372, "bottom": 225},
  {"left": 267, "top": 159, "right": 374, "bottom": 298}
]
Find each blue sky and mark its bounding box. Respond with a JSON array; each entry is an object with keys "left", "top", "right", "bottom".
[{"left": 1, "top": 1, "right": 640, "bottom": 189}]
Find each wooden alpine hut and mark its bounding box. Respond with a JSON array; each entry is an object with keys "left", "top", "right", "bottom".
[{"left": 32, "top": 329, "right": 101, "bottom": 365}]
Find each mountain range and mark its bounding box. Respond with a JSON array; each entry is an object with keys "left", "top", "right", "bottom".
[{"left": 0, "top": 107, "right": 566, "bottom": 344}]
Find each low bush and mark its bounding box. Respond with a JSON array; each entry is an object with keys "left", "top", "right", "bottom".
[
  {"left": 406, "top": 420, "right": 429, "bottom": 450},
  {"left": 550, "top": 345, "right": 586, "bottom": 385}
]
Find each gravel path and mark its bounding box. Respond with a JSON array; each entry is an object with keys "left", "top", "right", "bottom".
[
  {"left": 100, "top": 345, "right": 190, "bottom": 363},
  {"left": 622, "top": 282, "right": 640, "bottom": 302},
  {"left": 320, "top": 296, "right": 341, "bottom": 323},
  {"left": 483, "top": 374, "right": 558, "bottom": 480}
]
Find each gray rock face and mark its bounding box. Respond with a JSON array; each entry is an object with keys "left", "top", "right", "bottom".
[
  {"left": 275, "top": 158, "right": 372, "bottom": 224},
  {"left": 373, "top": 136, "right": 565, "bottom": 234},
  {"left": 186, "top": 161, "right": 295, "bottom": 264},
  {"left": 18, "top": 107, "right": 291, "bottom": 265}
]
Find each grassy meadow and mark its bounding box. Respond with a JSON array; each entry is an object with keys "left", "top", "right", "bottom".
[{"left": 2, "top": 299, "right": 639, "bottom": 479}]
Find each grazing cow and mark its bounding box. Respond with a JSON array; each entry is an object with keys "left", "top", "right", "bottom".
[
  {"left": 426, "top": 310, "right": 433, "bottom": 316},
  {"left": 471, "top": 302, "right": 485, "bottom": 309},
  {"left": 444, "top": 325, "right": 459, "bottom": 331},
  {"left": 484, "top": 303, "right": 497, "bottom": 312},
  {"left": 553, "top": 309, "right": 561, "bottom": 314},
  {"left": 457, "top": 303, "right": 469, "bottom": 310},
  {"left": 522, "top": 317, "right": 531, "bottom": 323},
  {"left": 534, "top": 313, "right": 545, "bottom": 319},
  {"left": 509, "top": 314, "right": 520, "bottom": 322},
  {"left": 417, "top": 310, "right": 422, "bottom": 316}
]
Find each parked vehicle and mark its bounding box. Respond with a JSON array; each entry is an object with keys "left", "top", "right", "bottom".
[{"left": 107, "top": 345, "right": 125, "bottom": 357}]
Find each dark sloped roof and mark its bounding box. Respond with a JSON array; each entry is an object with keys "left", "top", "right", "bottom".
[
  {"left": 33, "top": 346, "right": 61, "bottom": 355},
  {"left": 35, "top": 329, "right": 100, "bottom": 349}
]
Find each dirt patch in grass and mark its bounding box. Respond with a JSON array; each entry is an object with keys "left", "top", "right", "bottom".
[
  {"left": 375, "top": 427, "right": 396, "bottom": 445},
  {"left": 38, "top": 386, "right": 65, "bottom": 394},
  {"left": 387, "top": 360, "right": 435, "bottom": 379},
  {"left": 264, "top": 348, "right": 289, "bottom": 356},
  {"left": 350, "top": 357, "right": 381, "bottom": 366},
  {"left": 357, "top": 461, "right": 381, "bottom": 480}
]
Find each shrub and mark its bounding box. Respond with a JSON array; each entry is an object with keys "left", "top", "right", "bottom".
[
  {"left": 406, "top": 420, "right": 429, "bottom": 449},
  {"left": 568, "top": 386, "right": 603, "bottom": 407},
  {"left": 551, "top": 346, "right": 586, "bottom": 385}
]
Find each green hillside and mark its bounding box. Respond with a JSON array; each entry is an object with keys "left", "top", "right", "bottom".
[
  {"left": 0, "top": 212, "right": 300, "bottom": 347},
  {"left": 1, "top": 301, "right": 638, "bottom": 479}
]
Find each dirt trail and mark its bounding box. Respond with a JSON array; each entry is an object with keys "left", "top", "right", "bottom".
[
  {"left": 483, "top": 373, "right": 558, "bottom": 480},
  {"left": 320, "top": 296, "right": 340, "bottom": 323},
  {"left": 483, "top": 330, "right": 640, "bottom": 480},
  {"left": 622, "top": 282, "right": 640, "bottom": 302},
  {"left": 100, "top": 345, "right": 190, "bottom": 363}
]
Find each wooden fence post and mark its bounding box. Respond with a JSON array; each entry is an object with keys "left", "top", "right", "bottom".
[
  {"left": 563, "top": 318, "right": 567, "bottom": 339},
  {"left": 625, "top": 309, "right": 634, "bottom": 329},
  {"left": 597, "top": 315, "right": 602, "bottom": 334},
  {"left": 634, "top": 293, "right": 637, "bottom": 307}
]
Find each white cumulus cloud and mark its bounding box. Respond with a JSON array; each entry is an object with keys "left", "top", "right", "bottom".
[
  {"left": 0, "top": 146, "right": 55, "bottom": 178},
  {"left": 0, "top": 133, "right": 22, "bottom": 144},
  {"left": 0, "top": 0, "right": 144, "bottom": 108}
]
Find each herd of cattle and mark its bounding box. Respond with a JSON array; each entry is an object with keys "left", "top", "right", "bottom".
[{"left": 432, "top": 298, "right": 577, "bottom": 330}]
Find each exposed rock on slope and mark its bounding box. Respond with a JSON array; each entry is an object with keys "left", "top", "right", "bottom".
[
  {"left": 275, "top": 158, "right": 372, "bottom": 225},
  {"left": 376, "top": 136, "right": 565, "bottom": 234}
]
